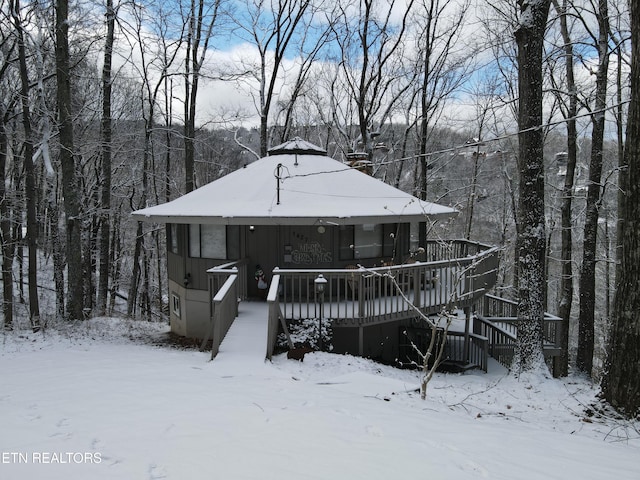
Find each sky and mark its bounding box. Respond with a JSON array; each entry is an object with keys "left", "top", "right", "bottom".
[
  {"left": 106, "top": 0, "right": 488, "bottom": 130},
  {"left": 1, "top": 311, "right": 639, "bottom": 480},
  {"left": 103, "top": 0, "right": 626, "bottom": 145},
  {"left": 13, "top": 0, "right": 610, "bottom": 142}
]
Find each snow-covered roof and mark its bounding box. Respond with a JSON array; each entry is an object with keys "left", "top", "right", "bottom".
[{"left": 131, "top": 140, "right": 457, "bottom": 225}]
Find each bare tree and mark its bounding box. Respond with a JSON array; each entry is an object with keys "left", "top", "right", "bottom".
[
  {"left": 0, "top": 4, "right": 17, "bottom": 329},
  {"left": 548, "top": 0, "right": 580, "bottom": 377},
  {"left": 55, "top": 0, "right": 84, "bottom": 320},
  {"left": 11, "top": 0, "right": 41, "bottom": 329},
  {"left": 0, "top": 105, "right": 16, "bottom": 331},
  {"left": 272, "top": 9, "right": 335, "bottom": 144},
  {"left": 414, "top": 0, "right": 471, "bottom": 201},
  {"left": 0, "top": 108, "right": 13, "bottom": 330},
  {"left": 332, "top": 0, "right": 416, "bottom": 158},
  {"left": 463, "top": 89, "right": 492, "bottom": 240},
  {"left": 513, "top": 0, "right": 551, "bottom": 372},
  {"left": 601, "top": 0, "right": 639, "bottom": 417},
  {"left": 183, "top": 0, "right": 221, "bottom": 192},
  {"left": 576, "top": 0, "right": 611, "bottom": 376},
  {"left": 372, "top": 246, "right": 493, "bottom": 399},
  {"left": 119, "top": 0, "right": 184, "bottom": 317},
  {"left": 408, "top": 0, "right": 472, "bottom": 248},
  {"left": 96, "top": 0, "right": 116, "bottom": 316},
  {"left": 611, "top": 1, "right": 631, "bottom": 271},
  {"left": 230, "top": 0, "right": 318, "bottom": 157}
]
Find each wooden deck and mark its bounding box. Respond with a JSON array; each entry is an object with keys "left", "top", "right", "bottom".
[
  {"left": 205, "top": 241, "right": 564, "bottom": 375},
  {"left": 271, "top": 244, "right": 499, "bottom": 327},
  {"left": 265, "top": 241, "right": 501, "bottom": 370}
]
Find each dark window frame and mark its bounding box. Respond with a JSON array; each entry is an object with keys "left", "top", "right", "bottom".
[
  {"left": 339, "top": 224, "right": 395, "bottom": 261},
  {"left": 188, "top": 224, "right": 240, "bottom": 260}
]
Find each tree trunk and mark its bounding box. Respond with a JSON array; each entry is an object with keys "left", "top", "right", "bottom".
[
  {"left": 614, "top": 26, "right": 627, "bottom": 287},
  {"left": 418, "top": 5, "right": 433, "bottom": 204},
  {"left": 47, "top": 179, "right": 66, "bottom": 318},
  {"left": 601, "top": 0, "right": 640, "bottom": 417},
  {"left": 184, "top": 0, "right": 219, "bottom": 191},
  {"left": 97, "top": 0, "right": 115, "bottom": 315},
  {"left": 417, "top": 40, "right": 430, "bottom": 250},
  {"left": 13, "top": 157, "right": 25, "bottom": 305},
  {"left": 184, "top": 1, "right": 202, "bottom": 191},
  {"left": 553, "top": 0, "right": 578, "bottom": 378},
  {"left": 465, "top": 140, "right": 483, "bottom": 241},
  {"left": 82, "top": 215, "right": 97, "bottom": 311},
  {"left": 577, "top": 0, "right": 610, "bottom": 376},
  {"left": 0, "top": 111, "right": 14, "bottom": 330},
  {"left": 184, "top": 114, "right": 196, "bottom": 192},
  {"left": 55, "top": 0, "right": 84, "bottom": 320},
  {"left": 12, "top": 0, "right": 41, "bottom": 331},
  {"left": 513, "top": 0, "right": 551, "bottom": 373},
  {"left": 394, "top": 124, "right": 412, "bottom": 188},
  {"left": 109, "top": 204, "right": 123, "bottom": 315},
  {"left": 142, "top": 248, "right": 151, "bottom": 321},
  {"left": 164, "top": 81, "right": 173, "bottom": 204},
  {"left": 127, "top": 123, "right": 151, "bottom": 316},
  {"left": 127, "top": 221, "right": 143, "bottom": 317}
]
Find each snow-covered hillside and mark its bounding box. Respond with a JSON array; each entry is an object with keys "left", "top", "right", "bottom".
[{"left": 1, "top": 317, "right": 638, "bottom": 480}]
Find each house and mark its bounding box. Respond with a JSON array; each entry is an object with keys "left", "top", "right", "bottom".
[
  {"left": 131, "top": 138, "right": 457, "bottom": 332},
  {"left": 132, "top": 138, "right": 562, "bottom": 371}
]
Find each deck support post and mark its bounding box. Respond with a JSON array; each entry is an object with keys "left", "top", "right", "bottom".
[
  {"left": 358, "top": 326, "right": 364, "bottom": 356},
  {"left": 413, "top": 269, "right": 422, "bottom": 308},
  {"left": 357, "top": 269, "right": 365, "bottom": 317},
  {"left": 463, "top": 306, "right": 471, "bottom": 365}
]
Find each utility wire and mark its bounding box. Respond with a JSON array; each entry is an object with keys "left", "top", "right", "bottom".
[{"left": 279, "top": 100, "right": 628, "bottom": 181}]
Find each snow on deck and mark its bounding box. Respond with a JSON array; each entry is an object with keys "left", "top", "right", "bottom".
[{"left": 209, "top": 301, "right": 270, "bottom": 375}]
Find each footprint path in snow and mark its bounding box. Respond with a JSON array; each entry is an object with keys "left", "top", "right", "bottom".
[
  {"left": 148, "top": 462, "right": 168, "bottom": 479},
  {"left": 26, "top": 402, "right": 42, "bottom": 421},
  {"left": 442, "top": 442, "right": 490, "bottom": 478},
  {"left": 49, "top": 417, "right": 73, "bottom": 440}
]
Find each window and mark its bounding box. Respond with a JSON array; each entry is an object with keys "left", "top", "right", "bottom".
[
  {"left": 355, "top": 224, "right": 383, "bottom": 258},
  {"left": 189, "top": 224, "right": 240, "bottom": 259},
  {"left": 339, "top": 224, "right": 384, "bottom": 260},
  {"left": 171, "top": 293, "right": 181, "bottom": 318},
  {"left": 168, "top": 224, "right": 179, "bottom": 254},
  {"left": 339, "top": 226, "right": 355, "bottom": 260},
  {"left": 409, "top": 222, "right": 419, "bottom": 252}
]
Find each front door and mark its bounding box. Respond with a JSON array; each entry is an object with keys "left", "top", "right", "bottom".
[{"left": 245, "top": 225, "right": 279, "bottom": 298}]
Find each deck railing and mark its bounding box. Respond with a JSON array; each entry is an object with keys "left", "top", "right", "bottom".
[
  {"left": 424, "top": 239, "right": 495, "bottom": 261},
  {"left": 208, "top": 259, "right": 249, "bottom": 300},
  {"left": 266, "top": 274, "right": 289, "bottom": 360},
  {"left": 474, "top": 294, "right": 564, "bottom": 372},
  {"left": 445, "top": 332, "right": 489, "bottom": 372},
  {"left": 202, "top": 259, "right": 248, "bottom": 356},
  {"left": 272, "top": 244, "right": 499, "bottom": 328},
  {"left": 265, "top": 242, "right": 498, "bottom": 367}
]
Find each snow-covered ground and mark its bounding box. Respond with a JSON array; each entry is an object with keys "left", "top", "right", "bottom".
[{"left": 1, "top": 316, "right": 638, "bottom": 480}]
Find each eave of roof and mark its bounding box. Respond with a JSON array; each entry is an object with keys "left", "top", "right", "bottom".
[{"left": 132, "top": 144, "right": 458, "bottom": 225}]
